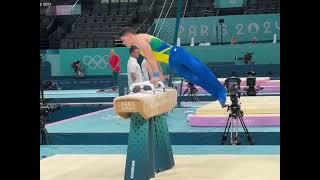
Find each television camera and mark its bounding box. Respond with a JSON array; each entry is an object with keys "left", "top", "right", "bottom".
[
  {"left": 235, "top": 52, "right": 255, "bottom": 65},
  {"left": 40, "top": 102, "right": 60, "bottom": 144},
  {"left": 243, "top": 71, "right": 264, "bottom": 96},
  {"left": 222, "top": 77, "right": 254, "bottom": 145}
]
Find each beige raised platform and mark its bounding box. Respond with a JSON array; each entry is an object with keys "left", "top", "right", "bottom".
[
  {"left": 196, "top": 96, "right": 280, "bottom": 115},
  {"left": 218, "top": 77, "right": 270, "bottom": 83},
  {"left": 40, "top": 154, "right": 280, "bottom": 180},
  {"left": 113, "top": 88, "right": 177, "bottom": 119}
]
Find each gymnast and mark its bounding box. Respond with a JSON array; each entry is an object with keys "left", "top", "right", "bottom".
[{"left": 119, "top": 27, "right": 227, "bottom": 106}]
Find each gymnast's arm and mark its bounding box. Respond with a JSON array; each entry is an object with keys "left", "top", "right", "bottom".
[{"left": 136, "top": 41, "right": 160, "bottom": 76}]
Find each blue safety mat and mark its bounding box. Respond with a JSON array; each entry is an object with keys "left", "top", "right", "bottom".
[
  {"left": 47, "top": 107, "right": 280, "bottom": 133},
  {"left": 45, "top": 106, "right": 279, "bottom": 145}
]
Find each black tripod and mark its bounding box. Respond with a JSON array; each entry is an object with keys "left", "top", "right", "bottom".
[
  {"left": 187, "top": 91, "right": 199, "bottom": 102},
  {"left": 221, "top": 101, "right": 254, "bottom": 145},
  {"left": 40, "top": 54, "right": 44, "bottom": 101},
  {"left": 183, "top": 82, "right": 199, "bottom": 102},
  {"left": 40, "top": 112, "right": 53, "bottom": 145},
  {"left": 40, "top": 54, "right": 55, "bottom": 145}
]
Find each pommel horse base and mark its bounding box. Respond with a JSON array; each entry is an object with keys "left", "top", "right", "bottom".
[{"left": 113, "top": 82, "right": 177, "bottom": 180}]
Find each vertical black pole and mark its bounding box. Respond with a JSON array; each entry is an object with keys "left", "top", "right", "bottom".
[
  {"left": 178, "top": 79, "right": 183, "bottom": 107},
  {"left": 168, "top": 0, "right": 184, "bottom": 87},
  {"left": 40, "top": 54, "right": 44, "bottom": 102},
  {"left": 216, "top": 25, "right": 219, "bottom": 45},
  {"left": 220, "top": 23, "right": 223, "bottom": 44},
  {"left": 173, "top": 0, "right": 184, "bottom": 45}
]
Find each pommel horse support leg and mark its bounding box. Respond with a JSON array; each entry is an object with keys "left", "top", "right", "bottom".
[{"left": 113, "top": 82, "right": 177, "bottom": 180}]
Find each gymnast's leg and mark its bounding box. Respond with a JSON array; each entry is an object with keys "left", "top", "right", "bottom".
[
  {"left": 177, "top": 64, "right": 225, "bottom": 103},
  {"left": 169, "top": 47, "right": 227, "bottom": 106}
]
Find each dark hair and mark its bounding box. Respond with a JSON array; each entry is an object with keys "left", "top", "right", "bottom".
[
  {"left": 119, "top": 27, "right": 136, "bottom": 37},
  {"left": 129, "top": 46, "right": 138, "bottom": 54}
]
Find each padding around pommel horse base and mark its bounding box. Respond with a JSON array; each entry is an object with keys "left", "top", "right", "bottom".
[{"left": 113, "top": 81, "right": 177, "bottom": 180}]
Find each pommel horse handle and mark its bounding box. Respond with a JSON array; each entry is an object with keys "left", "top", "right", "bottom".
[{"left": 129, "top": 81, "right": 165, "bottom": 95}]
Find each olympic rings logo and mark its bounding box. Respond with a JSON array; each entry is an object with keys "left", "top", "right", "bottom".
[{"left": 82, "top": 55, "right": 109, "bottom": 70}]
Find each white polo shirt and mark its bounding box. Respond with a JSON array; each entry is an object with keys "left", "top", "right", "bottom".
[
  {"left": 141, "top": 59, "right": 150, "bottom": 81},
  {"left": 127, "top": 56, "right": 143, "bottom": 88}
]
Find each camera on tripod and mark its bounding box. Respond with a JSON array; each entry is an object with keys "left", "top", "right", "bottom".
[
  {"left": 235, "top": 52, "right": 255, "bottom": 65},
  {"left": 221, "top": 77, "right": 254, "bottom": 145},
  {"left": 224, "top": 77, "right": 241, "bottom": 103},
  {"left": 40, "top": 102, "right": 60, "bottom": 129},
  {"left": 40, "top": 102, "right": 60, "bottom": 115},
  {"left": 42, "top": 81, "right": 59, "bottom": 90},
  {"left": 244, "top": 71, "right": 263, "bottom": 96},
  {"left": 40, "top": 102, "right": 60, "bottom": 145},
  {"left": 183, "top": 81, "right": 199, "bottom": 101}
]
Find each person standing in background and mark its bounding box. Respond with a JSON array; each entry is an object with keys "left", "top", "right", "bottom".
[
  {"left": 127, "top": 46, "right": 143, "bottom": 87},
  {"left": 141, "top": 58, "right": 150, "bottom": 81},
  {"left": 252, "top": 36, "right": 258, "bottom": 44},
  {"left": 108, "top": 49, "right": 121, "bottom": 89},
  {"left": 231, "top": 36, "right": 238, "bottom": 45}
]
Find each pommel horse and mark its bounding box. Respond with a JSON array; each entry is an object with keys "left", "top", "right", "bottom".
[{"left": 113, "top": 81, "right": 177, "bottom": 180}]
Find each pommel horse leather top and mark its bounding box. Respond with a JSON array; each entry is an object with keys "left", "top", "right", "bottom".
[{"left": 113, "top": 81, "right": 177, "bottom": 119}]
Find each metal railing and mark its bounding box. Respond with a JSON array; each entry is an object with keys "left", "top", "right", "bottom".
[
  {"left": 72, "top": 15, "right": 81, "bottom": 30},
  {"left": 46, "top": 16, "right": 56, "bottom": 30}
]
